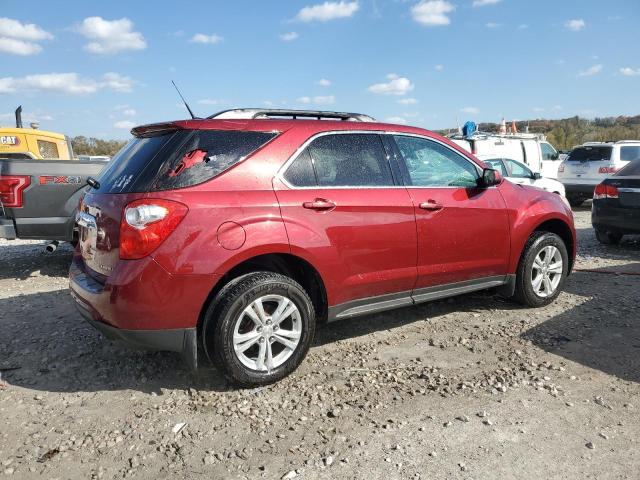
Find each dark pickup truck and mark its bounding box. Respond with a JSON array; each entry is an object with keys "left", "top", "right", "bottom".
[{"left": 0, "top": 159, "right": 106, "bottom": 242}]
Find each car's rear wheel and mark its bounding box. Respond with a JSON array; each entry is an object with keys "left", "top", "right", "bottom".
[
  {"left": 567, "top": 195, "right": 585, "bottom": 208},
  {"left": 203, "top": 272, "right": 315, "bottom": 387},
  {"left": 512, "top": 232, "right": 568, "bottom": 307},
  {"left": 595, "top": 229, "right": 622, "bottom": 245}
]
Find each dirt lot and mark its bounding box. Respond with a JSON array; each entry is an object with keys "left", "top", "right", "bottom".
[{"left": 1, "top": 206, "right": 639, "bottom": 480}]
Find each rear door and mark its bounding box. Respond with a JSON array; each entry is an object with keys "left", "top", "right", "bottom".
[
  {"left": 389, "top": 134, "right": 510, "bottom": 290},
  {"left": 274, "top": 132, "right": 417, "bottom": 309}
]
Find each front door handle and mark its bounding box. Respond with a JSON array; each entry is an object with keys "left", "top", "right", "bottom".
[
  {"left": 419, "top": 200, "right": 444, "bottom": 211},
  {"left": 303, "top": 198, "right": 336, "bottom": 211}
]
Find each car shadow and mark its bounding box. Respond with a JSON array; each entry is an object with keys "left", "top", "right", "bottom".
[
  {"left": 0, "top": 285, "right": 515, "bottom": 395},
  {"left": 0, "top": 241, "right": 74, "bottom": 281},
  {"left": 521, "top": 266, "right": 640, "bottom": 384}
]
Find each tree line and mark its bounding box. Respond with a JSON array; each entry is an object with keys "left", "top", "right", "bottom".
[
  {"left": 71, "top": 136, "right": 128, "bottom": 157},
  {"left": 444, "top": 115, "right": 640, "bottom": 151}
]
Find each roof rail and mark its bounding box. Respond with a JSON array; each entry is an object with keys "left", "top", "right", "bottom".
[
  {"left": 615, "top": 140, "right": 640, "bottom": 144},
  {"left": 207, "top": 108, "right": 376, "bottom": 122}
]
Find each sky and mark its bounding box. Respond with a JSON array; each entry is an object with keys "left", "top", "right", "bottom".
[{"left": 0, "top": 0, "right": 639, "bottom": 139}]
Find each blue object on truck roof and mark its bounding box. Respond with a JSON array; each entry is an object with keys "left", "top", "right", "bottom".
[{"left": 462, "top": 121, "right": 477, "bottom": 138}]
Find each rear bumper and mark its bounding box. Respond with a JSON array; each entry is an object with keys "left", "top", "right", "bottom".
[
  {"left": 592, "top": 201, "right": 640, "bottom": 234},
  {"left": 0, "top": 218, "right": 16, "bottom": 239},
  {"left": 72, "top": 290, "right": 198, "bottom": 368},
  {"left": 69, "top": 254, "right": 222, "bottom": 369},
  {"left": 563, "top": 184, "right": 596, "bottom": 196}
]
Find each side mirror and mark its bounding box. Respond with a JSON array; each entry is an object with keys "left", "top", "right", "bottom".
[
  {"left": 478, "top": 168, "right": 503, "bottom": 188},
  {"left": 533, "top": 172, "right": 542, "bottom": 180}
]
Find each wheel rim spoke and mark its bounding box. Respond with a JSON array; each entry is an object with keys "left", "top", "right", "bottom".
[
  {"left": 244, "top": 304, "right": 263, "bottom": 326},
  {"left": 255, "top": 339, "right": 267, "bottom": 371},
  {"left": 234, "top": 331, "right": 261, "bottom": 353},
  {"left": 273, "top": 304, "right": 297, "bottom": 326},
  {"left": 532, "top": 273, "right": 544, "bottom": 292},
  {"left": 548, "top": 261, "right": 563, "bottom": 274},
  {"left": 273, "top": 334, "right": 298, "bottom": 350},
  {"left": 271, "top": 297, "right": 291, "bottom": 324}
]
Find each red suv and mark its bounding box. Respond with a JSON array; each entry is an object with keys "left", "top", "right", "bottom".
[{"left": 70, "top": 109, "right": 576, "bottom": 386}]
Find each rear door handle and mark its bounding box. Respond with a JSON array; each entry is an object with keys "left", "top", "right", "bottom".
[
  {"left": 419, "top": 200, "right": 444, "bottom": 211},
  {"left": 303, "top": 198, "right": 336, "bottom": 211}
]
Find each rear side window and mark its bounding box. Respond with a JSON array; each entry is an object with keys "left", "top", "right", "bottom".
[
  {"left": 567, "top": 146, "right": 612, "bottom": 162},
  {"left": 96, "top": 130, "right": 276, "bottom": 193},
  {"left": 620, "top": 146, "right": 640, "bottom": 162},
  {"left": 306, "top": 134, "right": 393, "bottom": 187},
  {"left": 284, "top": 149, "right": 316, "bottom": 187},
  {"left": 616, "top": 160, "right": 640, "bottom": 176}
]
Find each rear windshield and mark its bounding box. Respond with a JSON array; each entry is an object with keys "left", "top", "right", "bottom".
[
  {"left": 567, "top": 146, "right": 612, "bottom": 162},
  {"left": 616, "top": 160, "right": 640, "bottom": 176},
  {"left": 95, "top": 130, "right": 276, "bottom": 193}
]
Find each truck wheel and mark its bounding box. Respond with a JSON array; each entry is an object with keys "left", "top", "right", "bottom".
[
  {"left": 203, "top": 272, "right": 315, "bottom": 387},
  {"left": 567, "top": 196, "right": 584, "bottom": 208},
  {"left": 512, "top": 232, "right": 568, "bottom": 307},
  {"left": 595, "top": 229, "right": 622, "bottom": 245}
]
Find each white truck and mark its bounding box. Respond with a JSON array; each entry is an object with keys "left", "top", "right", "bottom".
[{"left": 449, "top": 132, "right": 561, "bottom": 178}]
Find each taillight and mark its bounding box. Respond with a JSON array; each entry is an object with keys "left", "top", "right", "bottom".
[
  {"left": 593, "top": 183, "right": 619, "bottom": 199},
  {"left": 0, "top": 175, "right": 30, "bottom": 208},
  {"left": 120, "top": 199, "right": 188, "bottom": 260},
  {"left": 598, "top": 166, "right": 617, "bottom": 174},
  {"left": 558, "top": 164, "right": 565, "bottom": 173}
]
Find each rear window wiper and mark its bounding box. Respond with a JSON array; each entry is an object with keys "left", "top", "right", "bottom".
[{"left": 86, "top": 177, "right": 101, "bottom": 190}]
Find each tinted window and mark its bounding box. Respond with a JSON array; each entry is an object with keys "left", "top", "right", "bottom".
[
  {"left": 96, "top": 130, "right": 276, "bottom": 193},
  {"left": 394, "top": 136, "right": 478, "bottom": 187},
  {"left": 541, "top": 142, "right": 558, "bottom": 160},
  {"left": 505, "top": 159, "right": 532, "bottom": 178},
  {"left": 567, "top": 146, "right": 612, "bottom": 162},
  {"left": 307, "top": 134, "right": 393, "bottom": 187},
  {"left": 616, "top": 160, "right": 640, "bottom": 176},
  {"left": 284, "top": 148, "right": 316, "bottom": 186},
  {"left": 620, "top": 146, "right": 640, "bottom": 162},
  {"left": 483, "top": 159, "right": 508, "bottom": 176}
]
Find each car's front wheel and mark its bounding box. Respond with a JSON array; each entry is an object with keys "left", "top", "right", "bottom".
[
  {"left": 512, "top": 232, "right": 568, "bottom": 307},
  {"left": 203, "top": 272, "right": 316, "bottom": 387}
]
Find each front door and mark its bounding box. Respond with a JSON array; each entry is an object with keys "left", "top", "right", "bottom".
[
  {"left": 389, "top": 134, "right": 511, "bottom": 290},
  {"left": 274, "top": 132, "right": 418, "bottom": 309}
]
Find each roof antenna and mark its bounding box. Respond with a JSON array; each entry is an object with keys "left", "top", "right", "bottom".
[{"left": 171, "top": 80, "right": 196, "bottom": 119}]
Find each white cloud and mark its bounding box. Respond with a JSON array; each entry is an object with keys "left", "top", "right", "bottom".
[
  {"left": 473, "top": 0, "right": 501, "bottom": 6},
  {"left": 317, "top": 78, "right": 332, "bottom": 87},
  {"left": 297, "top": 95, "right": 335, "bottom": 105},
  {"left": 75, "top": 17, "right": 146, "bottom": 54},
  {"left": 0, "top": 72, "right": 135, "bottom": 95},
  {"left": 0, "top": 17, "right": 52, "bottom": 40},
  {"left": 368, "top": 74, "right": 414, "bottom": 96},
  {"left": 532, "top": 107, "right": 545, "bottom": 113},
  {"left": 191, "top": 33, "right": 223, "bottom": 44},
  {"left": 411, "top": 1, "right": 455, "bottom": 27},
  {"left": 460, "top": 106, "right": 480, "bottom": 114},
  {"left": 101, "top": 72, "right": 134, "bottom": 92},
  {"left": 578, "top": 64, "right": 602, "bottom": 77},
  {"left": 485, "top": 22, "right": 500, "bottom": 28},
  {"left": 434, "top": 64, "right": 444, "bottom": 70},
  {"left": 197, "top": 98, "right": 223, "bottom": 105},
  {"left": 385, "top": 116, "right": 407, "bottom": 124},
  {"left": 517, "top": 24, "right": 528, "bottom": 30},
  {"left": 0, "top": 37, "right": 42, "bottom": 55},
  {"left": 279, "top": 31, "right": 299, "bottom": 41},
  {"left": 398, "top": 97, "right": 418, "bottom": 105},
  {"left": 565, "top": 19, "right": 585, "bottom": 31},
  {"left": 114, "top": 120, "right": 136, "bottom": 129},
  {"left": 296, "top": 1, "right": 359, "bottom": 22},
  {"left": 0, "top": 17, "right": 52, "bottom": 55},
  {"left": 114, "top": 105, "right": 136, "bottom": 117},
  {"left": 620, "top": 67, "right": 640, "bottom": 77}
]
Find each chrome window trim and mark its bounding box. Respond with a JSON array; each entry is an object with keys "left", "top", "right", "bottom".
[{"left": 276, "top": 130, "right": 483, "bottom": 190}]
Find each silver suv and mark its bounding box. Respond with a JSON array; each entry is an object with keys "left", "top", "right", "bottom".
[{"left": 557, "top": 141, "right": 640, "bottom": 207}]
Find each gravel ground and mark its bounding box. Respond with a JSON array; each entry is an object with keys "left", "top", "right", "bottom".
[{"left": 1, "top": 206, "right": 639, "bottom": 480}]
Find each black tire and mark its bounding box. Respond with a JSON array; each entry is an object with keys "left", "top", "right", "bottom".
[
  {"left": 512, "top": 232, "right": 569, "bottom": 307},
  {"left": 595, "top": 229, "right": 622, "bottom": 245},
  {"left": 567, "top": 196, "right": 585, "bottom": 208},
  {"left": 202, "top": 272, "right": 316, "bottom": 387}
]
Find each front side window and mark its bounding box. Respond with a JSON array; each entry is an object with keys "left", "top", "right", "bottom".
[
  {"left": 540, "top": 142, "right": 558, "bottom": 160},
  {"left": 620, "top": 146, "right": 640, "bottom": 162},
  {"left": 393, "top": 135, "right": 478, "bottom": 187},
  {"left": 306, "top": 134, "right": 393, "bottom": 187},
  {"left": 505, "top": 159, "right": 532, "bottom": 179}
]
